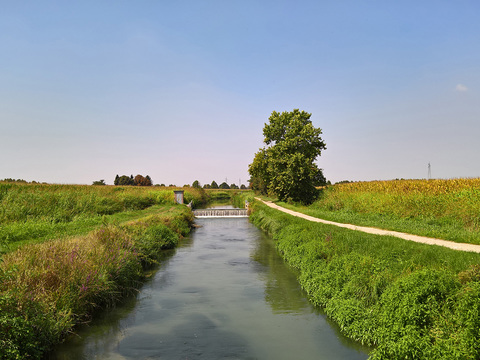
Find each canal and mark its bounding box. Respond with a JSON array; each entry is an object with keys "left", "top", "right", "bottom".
[{"left": 51, "top": 215, "right": 369, "bottom": 359}]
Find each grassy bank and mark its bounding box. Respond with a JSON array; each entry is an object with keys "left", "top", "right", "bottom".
[
  {"left": 0, "top": 183, "right": 207, "bottom": 359},
  {"left": 0, "top": 205, "right": 194, "bottom": 359},
  {"left": 277, "top": 178, "right": 480, "bottom": 244},
  {"left": 250, "top": 200, "right": 480, "bottom": 359},
  {"left": 0, "top": 183, "right": 207, "bottom": 253}
]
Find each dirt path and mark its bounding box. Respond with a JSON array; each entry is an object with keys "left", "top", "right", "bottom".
[{"left": 255, "top": 198, "right": 480, "bottom": 253}]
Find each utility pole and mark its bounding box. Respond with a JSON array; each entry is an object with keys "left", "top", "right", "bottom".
[{"left": 428, "top": 162, "right": 431, "bottom": 180}]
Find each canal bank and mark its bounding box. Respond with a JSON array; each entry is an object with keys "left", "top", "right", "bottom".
[
  {"left": 51, "top": 215, "right": 369, "bottom": 359},
  {"left": 249, "top": 200, "right": 480, "bottom": 359}
]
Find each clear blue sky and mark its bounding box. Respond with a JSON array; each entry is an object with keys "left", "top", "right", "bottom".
[{"left": 1, "top": 1, "right": 479, "bottom": 185}]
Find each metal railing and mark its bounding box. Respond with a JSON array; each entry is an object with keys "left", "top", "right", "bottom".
[{"left": 193, "top": 209, "right": 248, "bottom": 218}]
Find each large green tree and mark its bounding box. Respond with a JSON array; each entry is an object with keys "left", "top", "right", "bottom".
[{"left": 248, "top": 109, "right": 326, "bottom": 203}]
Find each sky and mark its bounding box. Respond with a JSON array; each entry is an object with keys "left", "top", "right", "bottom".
[{"left": 1, "top": 1, "right": 479, "bottom": 186}]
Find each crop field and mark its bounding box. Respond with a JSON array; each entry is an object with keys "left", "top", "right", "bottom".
[{"left": 278, "top": 178, "right": 480, "bottom": 244}]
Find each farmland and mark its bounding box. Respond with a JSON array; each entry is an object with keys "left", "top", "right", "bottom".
[
  {"left": 3, "top": 178, "right": 480, "bottom": 359},
  {"left": 278, "top": 178, "right": 480, "bottom": 244},
  {"left": 0, "top": 183, "right": 207, "bottom": 253}
]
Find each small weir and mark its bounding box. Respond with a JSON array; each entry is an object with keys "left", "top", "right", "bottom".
[{"left": 193, "top": 208, "right": 248, "bottom": 218}]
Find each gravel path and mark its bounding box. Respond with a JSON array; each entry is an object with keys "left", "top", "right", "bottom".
[{"left": 256, "top": 198, "right": 480, "bottom": 253}]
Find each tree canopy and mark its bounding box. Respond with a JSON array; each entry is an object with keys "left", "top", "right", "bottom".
[
  {"left": 134, "top": 174, "right": 152, "bottom": 186},
  {"left": 219, "top": 182, "right": 230, "bottom": 189},
  {"left": 248, "top": 109, "right": 327, "bottom": 204},
  {"left": 114, "top": 174, "right": 152, "bottom": 186}
]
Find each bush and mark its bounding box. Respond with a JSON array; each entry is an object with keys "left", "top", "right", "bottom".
[{"left": 371, "top": 269, "right": 459, "bottom": 358}]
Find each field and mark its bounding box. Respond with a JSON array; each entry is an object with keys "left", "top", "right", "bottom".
[
  {"left": 3, "top": 179, "right": 479, "bottom": 359},
  {"left": 0, "top": 183, "right": 207, "bottom": 359},
  {"left": 278, "top": 178, "right": 480, "bottom": 244},
  {"left": 248, "top": 178, "right": 480, "bottom": 359},
  {"left": 0, "top": 183, "right": 207, "bottom": 253}
]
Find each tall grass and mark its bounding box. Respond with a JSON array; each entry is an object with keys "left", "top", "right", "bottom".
[
  {"left": 0, "top": 183, "right": 207, "bottom": 253},
  {"left": 0, "top": 206, "right": 194, "bottom": 359},
  {"left": 276, "top": 178, "right": 480, "bottom": 244},
  {"left": 250, "top": 201, "right": 480, "bottom": 359},
  {"left": 319, "top": 178, "right": 480, "bottom": 225},
  {"left": 0, "top": 183, "right": 207, "bottom": 224},
  {"left": 0, "top": 183, "right": 206, "bottom": 358}
]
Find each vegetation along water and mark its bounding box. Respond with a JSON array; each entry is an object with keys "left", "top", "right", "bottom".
[
  {"left": 247, "top": 178, "right": 480, "bottom": 359},
  {"left": 51, "top": 215, "right": 369, "bottom": 359},
  {"left": 3, "top": 178, "right": 480, "bottom": 359},
  {"left": 0, "top": 183, "right": 207, "bottom": 359}
]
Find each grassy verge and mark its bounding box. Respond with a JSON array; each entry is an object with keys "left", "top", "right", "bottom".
[
  {"left": 0, "top": 183, "right": 207, "bottom": 254},
  {"left": 268, "top": 178, "right": 480, "bottom": 244},
  {"left": 0, "top": 205, "right": 193, "bottom": 360},
  {"left": 0, "top": 183, "right": 208, "bottom": 359},
  {"left": 250, "top": 200, "right": 480, "bottom": 359}
]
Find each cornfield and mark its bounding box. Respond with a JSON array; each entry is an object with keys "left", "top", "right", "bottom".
[{"left": 316, "top": 178, "right": 480, "bottom": 231}]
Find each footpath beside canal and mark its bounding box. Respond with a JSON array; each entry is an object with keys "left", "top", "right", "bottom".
[{"left": 256, "top": 198, "right": 480, "bottom": 253}]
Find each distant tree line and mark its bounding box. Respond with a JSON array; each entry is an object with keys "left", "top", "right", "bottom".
[
  {"left": 114, "top": 174, "right": 153, "bottom": 186},
  {"left": 190, "top": 180, "right": 247, "bottom": 190},
  {"left": 1, "top": 178, "right": 47, "bottom": 184},
  {"left": 1, "top": 178, "right": 28, "bottom": 183}
]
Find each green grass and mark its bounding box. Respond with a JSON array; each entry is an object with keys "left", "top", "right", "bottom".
[
  {"left": 277, "top": 201, "right": 480, "bottom": 244},
  {"left": 250, "top": 201, "right": 480, "bottom": 359},
  {"left": 0, "top": 205, "right": 182, "bottom": 254},
  {"left": 0, "top": 205, "right": 194, "bottom": 360},
  {"left": 0, "top": 183, "right": 208, "bottom": 254},
  {"left": 0, "top": 183, "right": 209, "bottom": 359},
  {"left": 261, "top": 178, "right": 480, "bottom": 244}
]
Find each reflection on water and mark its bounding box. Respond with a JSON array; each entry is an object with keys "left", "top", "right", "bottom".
[
  {"left": 51, "top": 218, "right": 369, "bottom": 360},
  {"left": 252, "top": 231, "right": 312, "bottom": 314}
]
